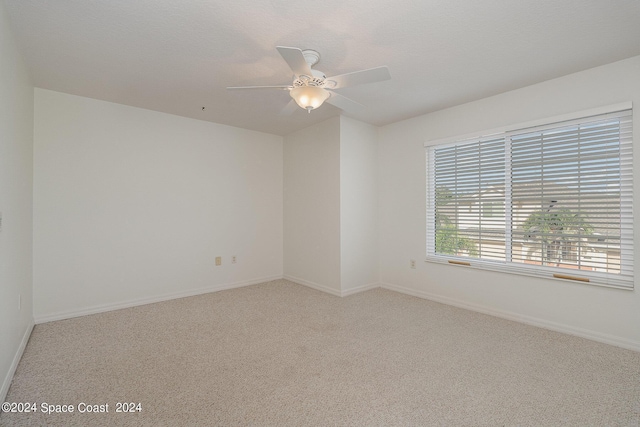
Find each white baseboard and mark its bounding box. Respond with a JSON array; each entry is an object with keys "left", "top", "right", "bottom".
[
  {"left": 341, "top": 282, "right": 380, "bottom": 297},
  {"left": 380, "top": 282, "right": 640, "bottom": 352},
  {"left": 1, "top": 320, "right": 34, "bottom": 402},
  {"left": 283, "top": 276, "right": 380, "bottom": 297},
  {"left": 34, "top": 275, "right": 283, "bottom": 324},
  {"left": 283, "top": 275, "right": 343, "bottom": 297}
]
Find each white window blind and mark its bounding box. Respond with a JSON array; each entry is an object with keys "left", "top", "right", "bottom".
[{"left": 426, "top": 108, "right": 633, "bottom": 289}]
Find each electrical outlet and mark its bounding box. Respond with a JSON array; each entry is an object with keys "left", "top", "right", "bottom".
[
  {"left": 232, "top": 256, "right": 237, "bottom": 264},
  {"left": 410, "top": 259, "right": 416, "bottom": 269},
  {"left": 215, "top": 256, "right": 222, "bottom": 266}
]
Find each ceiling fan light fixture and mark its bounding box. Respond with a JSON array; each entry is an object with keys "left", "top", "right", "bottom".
[
  {"left": 290, "top": 86, "right": 329, "bottom": 112},
  {"left": 228, "top": 46, "right": 391, "bottom": 115}
]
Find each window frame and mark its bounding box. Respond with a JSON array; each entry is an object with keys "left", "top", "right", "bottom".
[{"left": 425, "top": 103, "right": 634, "bottom": 290}]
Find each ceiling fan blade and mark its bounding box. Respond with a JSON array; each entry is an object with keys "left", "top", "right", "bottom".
[
  {"left": 325, "top": 92, "right": 364, "bottom": 113},
  {"left": 325, "top": 66, "right": 391, "bottom": 89},
  {"left": 276, "top": 46, "right": 313, "bottom": 78},
  {"left": 279, "top": 99, "right": 299, "bottom": 116},
  {"left": 227, "top": 85, "right": 292, "bottom": 90}
]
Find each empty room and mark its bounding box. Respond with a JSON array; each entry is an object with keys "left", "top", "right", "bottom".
[{"left": 2, "top": 0, "right": 640, "bottom": 425}]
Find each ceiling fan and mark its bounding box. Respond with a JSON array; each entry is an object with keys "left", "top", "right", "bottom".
[{"left": 227, "top": 46, "right": 391, "bottom": 114}]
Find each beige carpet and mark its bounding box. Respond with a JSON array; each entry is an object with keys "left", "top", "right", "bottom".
[{"left": 2, "top": 279, "right": 639, "bottom": 426}]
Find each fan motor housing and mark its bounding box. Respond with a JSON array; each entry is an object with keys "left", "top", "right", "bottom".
[
  {"left": 294, "top": 71, "right": 326, "bottom": 88},
  {"left": 292, "top": 49, "right": 326, "bottom": 87}
]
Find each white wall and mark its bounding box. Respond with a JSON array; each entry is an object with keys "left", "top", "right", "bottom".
[
  {"left": 283, "top": 117, "right": 341, "bottom": 294},
  {"left": 340, "top": 117, "right": 379, "bottom": 294},
  {"left": 0, "top": 1, "right": 34, "bottom": 401},
  {"left": 33, "top": 89, "right": 283, "bottom": 321},
  {"left": 379, "top": 55, "right": 640, "bottom": 350}
]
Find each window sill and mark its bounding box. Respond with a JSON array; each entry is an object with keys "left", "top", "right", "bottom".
[{"left": 424, "top": 255, "right": 634, "bottom": 291}]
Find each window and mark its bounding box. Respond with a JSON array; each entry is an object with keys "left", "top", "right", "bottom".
[{"left": 426, "top": 105, "right": 633, "bottom": 289}]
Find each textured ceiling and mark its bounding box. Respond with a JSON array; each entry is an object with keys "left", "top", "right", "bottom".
[{"left": 4, "top": 0, "right": 640, "bottom": 136}]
